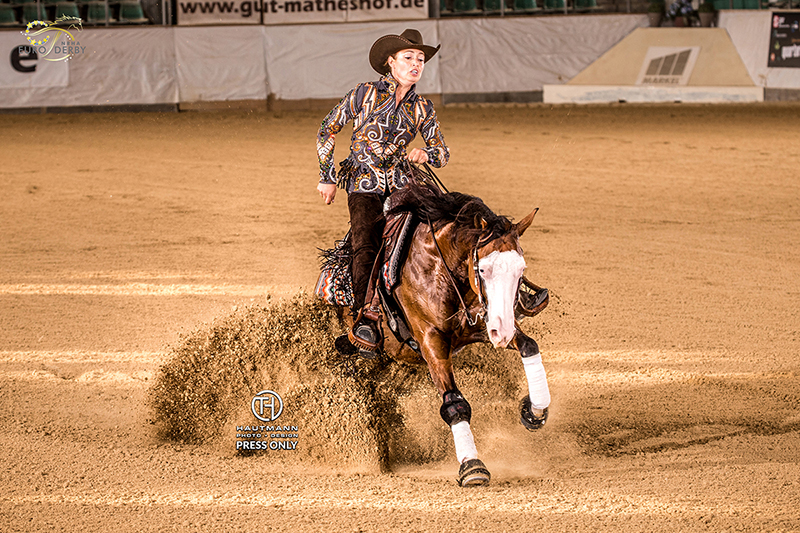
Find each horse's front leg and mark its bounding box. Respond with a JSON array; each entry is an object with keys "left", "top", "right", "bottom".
[
  {"left": 510, "top": 329, "right": 551, "bottom": 431},
  {"left": 418, "top": 328, "right": 491, "bottom": 487}
]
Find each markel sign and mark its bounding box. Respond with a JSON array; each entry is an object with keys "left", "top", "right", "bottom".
[{"left": 636, "top": 46, "right": 700, "bottom": 86}]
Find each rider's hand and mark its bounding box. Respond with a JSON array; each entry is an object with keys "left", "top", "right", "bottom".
[
  {"left": 317, "top": 182, "right": 337, "bottom": 205},
  {"left": 407, "top": 148, "right": 429, "bottom": 165}
]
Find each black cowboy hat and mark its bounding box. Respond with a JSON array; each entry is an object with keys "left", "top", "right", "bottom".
[{"left": 369, "top": 29, "right": 440, "bottom": 75}]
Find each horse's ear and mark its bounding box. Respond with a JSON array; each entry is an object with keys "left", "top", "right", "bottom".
[
  {"left": 474, "top": 214, "right": 488, "bottom": 231},
  {"left": 514, "top": 208, "right": 539, "bottom": 236}
]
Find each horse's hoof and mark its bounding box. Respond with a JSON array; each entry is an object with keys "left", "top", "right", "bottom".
[
  {"left": 334, "top": 334, "right": 358, "bottom": 356},
  {"left": 515, "top": 286, "right": 549, "bottom": 319},
  {"left": 457, "top": 458, "right": 491, "bottom": 487},
  {"left": 520, "top": 396, "right": 548, "bottom": 431}
]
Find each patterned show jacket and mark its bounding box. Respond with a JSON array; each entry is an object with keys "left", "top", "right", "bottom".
[{"left": 317, "top": 73, "right": 449, "bottom": 195}]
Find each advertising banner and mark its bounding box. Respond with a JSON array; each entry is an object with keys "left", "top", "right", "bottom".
[
  {"left": 176, "top": 0, "right": 264, "bottom": 25},
  {"left": 0, "top": 29, "right": 69, "bottom": 88},
  {"left": 176, "top": 0, "right": 427, "bottom": 26},
  {"left": 768, "top": 12, "right": 800, "bottom": 68}
]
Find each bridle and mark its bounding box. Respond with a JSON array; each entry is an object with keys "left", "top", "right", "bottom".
[
  {"left": 466, "top": 233, "right": 496, "bottom": 325},
  {"left": 427, "top": 217, "right": 502, "bottom": 327}
]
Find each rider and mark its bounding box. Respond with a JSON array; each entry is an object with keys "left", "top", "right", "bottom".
[{"left": 316, "top": 29, "right": 450, "bottom": 357}]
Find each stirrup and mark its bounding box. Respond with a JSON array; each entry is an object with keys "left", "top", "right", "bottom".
[{"left": 347, "top": 312, "right": 383, "bottom": 359}]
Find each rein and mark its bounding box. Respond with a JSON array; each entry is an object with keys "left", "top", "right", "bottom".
[{"left": 426, "top": 216, "right": 491, "bottom": 327}]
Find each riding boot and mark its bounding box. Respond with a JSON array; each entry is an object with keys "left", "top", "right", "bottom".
[{"left": 346, "top": 192, "right": 386, "bottom": 358}]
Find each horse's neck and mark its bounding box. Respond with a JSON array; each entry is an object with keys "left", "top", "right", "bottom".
[{"left": 435, "top": 222, "right": 474, "bottom": 282}]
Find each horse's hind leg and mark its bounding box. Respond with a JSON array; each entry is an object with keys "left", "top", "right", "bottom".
[{"left": 511, "top": 330, "right": 551, "bottom": 431}]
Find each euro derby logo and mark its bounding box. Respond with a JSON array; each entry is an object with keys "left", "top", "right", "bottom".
[
  {"left": 236, "top": 390, "right": 299, "bottom": 452},
  {"left": 20, "top": 15, "right": 84, "bottom": 62}
]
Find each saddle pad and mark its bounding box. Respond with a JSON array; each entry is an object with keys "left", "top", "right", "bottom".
[{"left": 315, "top": 232, "right": 354, "bottom": 307}]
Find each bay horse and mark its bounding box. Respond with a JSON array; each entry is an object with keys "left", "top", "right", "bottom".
[{"left": 349, "top": 180, "right": 552, "bottom": 487}]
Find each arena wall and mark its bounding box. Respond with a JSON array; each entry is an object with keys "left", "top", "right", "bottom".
[{"left": 0, "top": 12, "right": 797, "bottom": 111}]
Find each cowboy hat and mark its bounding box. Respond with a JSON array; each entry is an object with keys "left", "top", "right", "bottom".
[{"left": 369, "top": 29, "right": 440, "bottom": 75}]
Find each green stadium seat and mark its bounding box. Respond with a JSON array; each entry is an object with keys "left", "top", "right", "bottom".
[
  {"left": 20, "top": 2, "right": 45, "bottom": 22},
  {"left": 452, "top": 0, "right": 478, "bottom": 10},
  {"left": 0, "top": 3, "right": 18, "bottom": 24},
  {"left": 483, "top": 0, "right": 502, "bottom": 10},
  {"left": 543, "top": 0, "right": 564, "bottom": 8},
  {"left": 514, "top": 0, "right": 540, "bottom": 11},
  {"left": 116, "top": 0, "right": 147, "bottom": 22},
  {"left": 84, "top": 1, "right": 113, "bottom": 23},
  {"left": 54, "top": 0, "right": 79, "bottom": 17}
]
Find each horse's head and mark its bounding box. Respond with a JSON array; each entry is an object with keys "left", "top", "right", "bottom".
[{"left": 470, "top": 208, "right": 538, "bottom": 349}]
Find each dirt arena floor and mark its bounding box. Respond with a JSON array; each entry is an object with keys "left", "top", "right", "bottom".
[{"left": 1, "top": 103, "right": 799, "bottom": 532}]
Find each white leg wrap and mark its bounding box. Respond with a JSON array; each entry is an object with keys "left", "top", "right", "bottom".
[
  {"left": 451, "top": 421, "right": 478, "bottom": 464},
  {"left": 522, "top": 353, "right": 551, "bottom": 410}
]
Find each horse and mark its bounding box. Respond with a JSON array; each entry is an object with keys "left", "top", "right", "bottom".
[{"left": 323, "top": 179, "right": 552, "bottom": 487}]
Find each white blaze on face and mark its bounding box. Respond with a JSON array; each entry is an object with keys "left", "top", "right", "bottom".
[{"left": 479, "top": 250, "right": 526, "bottom": 348}]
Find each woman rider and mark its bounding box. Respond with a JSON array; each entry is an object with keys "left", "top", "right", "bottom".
[{"left": 316, "top": 29, "right": 449, "bottom": 357}]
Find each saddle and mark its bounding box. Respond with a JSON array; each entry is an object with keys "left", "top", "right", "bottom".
[
  {"left": 315, "top": 209, "right": 421, "bottom": 354},
  {"left": 375, "top": 210, "right": 421, "bottom": 353}
]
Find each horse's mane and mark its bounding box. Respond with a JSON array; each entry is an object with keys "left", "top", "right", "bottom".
[{"left": 388, "top": 182, "right": 513, "bottom": 243}]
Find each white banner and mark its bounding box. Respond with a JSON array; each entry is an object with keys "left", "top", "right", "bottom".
[
  {"left": 174, "top": 26, "right": 268, "bottom": 101},
  {"left": 262, "top": 20, "right": 440, "bottom": 100},
  {"left": 0, "top": 32, "right": 69, "bottom": 88},
  {"left": 0, "top": 27, "right": 177, "bottom": 108},
  {"left": 0, "top": 16, "right": 654, "bottom": 108},
  {"left": 176, "top": 0, "right": 426, "bottom": 25}
]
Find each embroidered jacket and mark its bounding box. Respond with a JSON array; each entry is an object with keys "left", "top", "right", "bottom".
[{"left": 317, "top": 73, "right": 449, "bottom": 195}]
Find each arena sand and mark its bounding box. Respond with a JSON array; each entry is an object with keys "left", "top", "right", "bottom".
[{"left": 1, "top": 104, "right": 799, "bottom": 532}]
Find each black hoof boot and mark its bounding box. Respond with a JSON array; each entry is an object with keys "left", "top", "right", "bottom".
[
  {"left": 457, "top": 458, "right": 491, "bottom": 487},
  {"left": 348, "top": 319, "right": 381, "bottom": 360},
  {"left": 515, "top": 285, "right": 549, "bottom": 319},
  {"left": 520, "top": 395, "right": 549, "bottom": 431}
]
